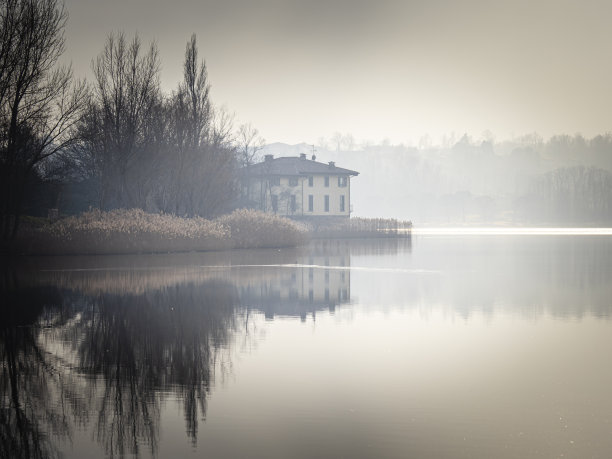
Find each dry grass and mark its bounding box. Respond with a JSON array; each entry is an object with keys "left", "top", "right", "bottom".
[
  {"left": 307, "top": 217, "right": 412, "bottom": 238},
  {"left": 10, "top": 208, "right": 307, "bottom": 255},
  {"left": 216, "top": 209, "right": 308, "bottom": 249}
]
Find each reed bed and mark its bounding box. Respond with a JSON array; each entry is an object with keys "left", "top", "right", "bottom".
[
  {"left": 10, "top": 208, "right": 307, "bottom": 255},
  {"left": 308, "top": 217, "right": 412, "bottom": 238},
  {"left": 216, "top": 209, "right": 308, "bottom": 249}
]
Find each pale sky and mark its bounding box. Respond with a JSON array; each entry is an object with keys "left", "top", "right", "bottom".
[{"left": 62, "top": 0, "right": 612, "bottom": 145}]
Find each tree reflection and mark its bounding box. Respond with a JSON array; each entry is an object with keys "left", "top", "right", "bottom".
[
  {"left": 6, "top": 236, "right": 612, "bottom": 458},
  {"left": 71, "top": 282, "right": 237, "bottom": 455},
  {"left": 1, "top": 272, "right": 238, "bottom": 458},
  {"left": 0, "top": 282, "right": 83, "bottom": 459}
]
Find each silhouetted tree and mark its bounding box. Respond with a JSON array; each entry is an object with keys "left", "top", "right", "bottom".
[
  {"left": 161, "top": 35, "right": 237, "bottom": 217},
  {"left": 87, "top": 32, "right": 162, "bottom": 209},
  {"left": 163, "top": 34, "right": 212, "bottom": 213},
  {"left": 0, "top": 0, "right": 86, "bottom": 239}
]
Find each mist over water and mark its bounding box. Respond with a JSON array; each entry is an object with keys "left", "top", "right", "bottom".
[{"left": 3, "top": 236, "right": 612, "bottom": 458}]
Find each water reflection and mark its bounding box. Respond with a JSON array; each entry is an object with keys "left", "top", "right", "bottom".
[
  {"left": 86, "top": 282, "right": 237, "bottom": 455},
  {"left": 1, "top": 284, "right": 75, "bottom": 459},
  {"left": 237, "top": 240, "right": 354, "bottom": 321},
  {"left": 1, "top": 277, "right": 238, "bottom": 458},
  {"left": 350, "top": 235, "right": 612, "bottom": 319},
  {"left": 4, "top": 235, "right": 612, "bottom": 458},
  {"left": 1, "top": 243, "right": 357, "bottom": 457}
]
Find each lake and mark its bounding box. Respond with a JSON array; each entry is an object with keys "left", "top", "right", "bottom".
[{"left": 3, "top": 234, "right": 612, "bottom": 458}]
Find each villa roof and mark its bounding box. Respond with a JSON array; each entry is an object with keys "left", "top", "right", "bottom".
[{"left": 246, "top": 156, "right": 359, "bottom": 177}]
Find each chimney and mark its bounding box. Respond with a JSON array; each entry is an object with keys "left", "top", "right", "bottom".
[
  {"left": 264, "top": 154, "right": 273, "bottom": 162},
  {"left": 300, "top": 153, "right": 306, "bottom": 160},
  {"left": 328, "top": 161, "right": 335, "bottom": 168}
]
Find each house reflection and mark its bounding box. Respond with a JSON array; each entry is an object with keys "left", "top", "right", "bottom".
[
  {"left": 231, "top": 240, "right": 352, "bottom": 321},
  {"left": 7, "top": 235, "right": 612, "bottom": 459}
]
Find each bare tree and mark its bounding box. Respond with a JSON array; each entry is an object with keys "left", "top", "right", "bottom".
[
  {"left": 0, "top": 0, "right": 87, "bottom": 239},
  {"left": 330, "top": 131, "right": 342, "bottom": 152},
  {"left": 235, "top": 122, "right": 264, "bottom": 207},
  {"left": 162, "top": 36, "right": 237, "bottom": 218},
  {"left": 88, "top": 31, "right": 161, "bottom": 209},
  {"left": 164, "top": 34, "right": 213, "bottom": 214},
  {"left": 236, "top": 123, "right": 264, "bottom": 168},
  {"left": 181, "top": 34, "right": 212, "bottom": 149},
  {"left": 210, "top": 105, "right": 234, "bottom": 149},
  {"left": 316, "top": 136, "right": 328, "bottom": 152},
  {"left": 197, "top": 107, "right": 238, "bottom": 216},
  {"left": 342, "top": 133, "right": 355, "bottom": 151}
]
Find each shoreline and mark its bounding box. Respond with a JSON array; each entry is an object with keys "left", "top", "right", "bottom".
[{"left": 3, "top": 209, "right": 412, "bottom": 257}]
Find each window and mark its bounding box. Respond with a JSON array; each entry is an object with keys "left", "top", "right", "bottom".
[
  {"left": 289, "top": 177, "right": 298, "bottom": 187},
  {"left": 338, "top": 176, "right": 347, "bottom": 187},
  {"left": 308, "top": 176, "right": 313, "bottom": 187},
  {"left": 290, "top": 195, "right": 296, "bottom": 212},
  {"left": 308, "top": 195, "right": 313, "bottom": 212},
  {"left": 271, "top": 177, "right": 280, "bottom": 186},
  {"left": 324, "top": 176, "right": 329, "bottom": 187},
  {"left": 324, "top": 195, "right": 329, "bottom": 212},
  {"left": 271, "top": 194, "right": 278, "bottom": 212},
  {"left": 340, "top": 195, "right": 345, "bottom": 212}
]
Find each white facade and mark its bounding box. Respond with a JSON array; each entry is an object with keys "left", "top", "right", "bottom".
[{"left": 244, "top": 156, "right": 357, "bottom": 219}]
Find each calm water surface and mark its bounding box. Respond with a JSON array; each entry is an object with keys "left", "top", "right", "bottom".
[{"left": 3, "top": 235, "right": 612, "bottom": 458}]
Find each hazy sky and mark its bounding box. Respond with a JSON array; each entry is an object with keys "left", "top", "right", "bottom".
[{"left": 62, "top": 0, "right": 611, "bottom": 145}]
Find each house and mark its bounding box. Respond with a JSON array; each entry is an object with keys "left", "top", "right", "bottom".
[{"left": 242, "top": 153, "right": 359, "bottom": 221}]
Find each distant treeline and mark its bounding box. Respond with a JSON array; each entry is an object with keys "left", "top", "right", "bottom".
[
  {"left": 315, "top": 133, "right": 612, "bottom": 225},
  {"left": 1, "top": 0, "right": 263, "bottom": 240}
]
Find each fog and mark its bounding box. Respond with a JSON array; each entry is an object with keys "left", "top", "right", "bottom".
[
  {"left": 4, "top": 0, "right": 612, "bottom": 233},
  {"left": 264, "top": 133, "right": 612, "bottom": 225},
  {"left": 5, "top": 3, "right": 612, "bottom": 457},
  {"left": 1, "top": 0, "right": 612, "bottom": 230},
  {"left": 59, "top": 0, "right": 612, "bottom": 144}
]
